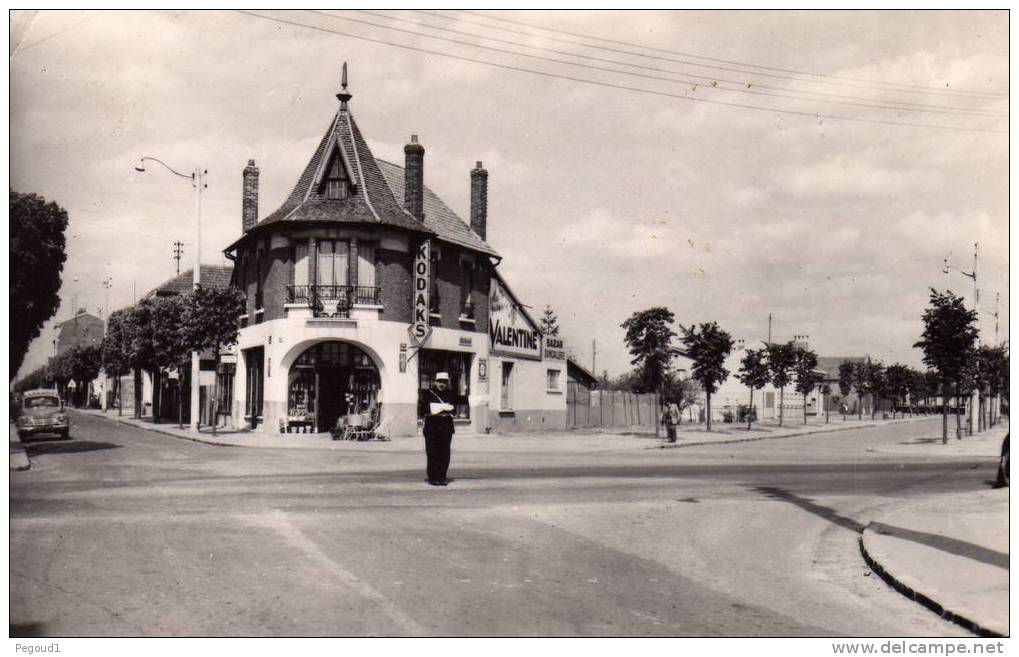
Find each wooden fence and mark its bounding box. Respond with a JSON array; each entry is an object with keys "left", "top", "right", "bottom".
[{"left": 567, "top": 383, "right": 661, "bottom": 430}]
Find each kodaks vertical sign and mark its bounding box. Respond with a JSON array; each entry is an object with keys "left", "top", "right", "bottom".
[{"left": 410, "top": 240, "right": 431, "bottom": 345}]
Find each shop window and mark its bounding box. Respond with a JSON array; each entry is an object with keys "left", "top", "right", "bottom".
[
  {"left": 418, "top": 349, "right": 472, "bottom": 420},
  {"left": 546, "top": 369, "right": 561, "bottom": 392},
  {"left": 501, "top": 361, "right": 514, "bottom": 410},
  {"left": 286, "top": 341, "right": 380, "bottom": 433},
  {"left": 244, "top": 347, "right": 264, "bottom": 426}
]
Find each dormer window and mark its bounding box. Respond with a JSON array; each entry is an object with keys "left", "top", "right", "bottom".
[{"left": 325, "top": 156, "right": 349, "bottom": 200}]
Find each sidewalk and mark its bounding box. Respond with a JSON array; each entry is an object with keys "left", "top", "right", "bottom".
[
  {"left": 859, "top": 423, "right": 1009, "bottom": 637},
  {"left": 9, "top": 423, "right": 30, "bottom": 471},
  {"left": 73, "top": 407, "right": 935, "bottom": 454}
]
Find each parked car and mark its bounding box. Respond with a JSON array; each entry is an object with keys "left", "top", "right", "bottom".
[
  {"left": 995, "top": 434, "right": 1009, "bottom": 488},
  {"left": 16, "top": 389, "right": 69, "bottom": 440}
]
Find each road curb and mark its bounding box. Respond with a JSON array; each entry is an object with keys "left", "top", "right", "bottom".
[
  {"left": 649, "top": 418, "right": 924, "bottom": 450},
  {"left": 10, "top": 447, "right": 30, "bottom": 471},
  {"left": 9, "top": 424, "right": 30, "bottom": 471},
  {"left": 858, "top": 525, "right": 1003, "bottom": 638},
  {"left": 81, "top": 411, "right": 242, "bottom": 448}
]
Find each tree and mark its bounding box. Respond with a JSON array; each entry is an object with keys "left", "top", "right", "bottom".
[
  {"left": 793, "top": 347, "right": 822, "bottom": 425},
  {"left": 151, "top": 295, "right": 191, "bottom": 426},
  {"left": 766, "top": 341, "right": 797, "bottom": 427},
  {"left": 539, "top": 304, "right": 560, "bottom": 337},
  {"left": 837, "top": 361, "right": 856, "bottom": 420},
  {"left": 913, "top": 289, "right": 979, "bottom": 444},
  {"left": 853, "top": 361, "right": 871, "bottom": 420},
  {"left": 181, "top": 285, "right": 245, "bottom": 434},
  {"left": 70, "top": 345, "right": 102, "bottom": 407},
  {"left": 101, "top": 309, "right": 135, "bottom": 416},
  {"left": 10, "top": 191, "right": 69, "bottom": 380},
  {"left": 620, "top": 308, "right": 676, "bottom": 395},
  {"left": 737, "top": 348, "right": 770, "bottom": 431},
  {"left": 884, "top": 364, "right": 912, "bottom": 419},
  {"left": 865, "top": 360, "right": 886, "bottom": 420},
  {"left": 661, "top": 374, "right": 700, "bottom": 422},
  {"left": 982, "top": 345, "right": 1008, "bottom": 427},
  {"left": 679, "top": 322, "right": 734, "bottom": 432}
]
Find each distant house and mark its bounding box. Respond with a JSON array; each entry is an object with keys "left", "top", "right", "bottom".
[
  {"left": 55, "top": 310, "right": 104, "bottom": 355},
  {"left": 113, "top": 265, "right": 234, "bottom": 425},
  {"left": 145, "top": 266, "right": 233, "bottom": 299},
  {"left": 567, "top": 357, "right": 598, "bottom": 391}
]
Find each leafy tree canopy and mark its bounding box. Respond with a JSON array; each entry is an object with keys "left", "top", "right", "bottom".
[
  {"left": 793, "top": 347, "right": 822, "bottom": 396},
  {"left": 10, "top": 191, "right": 69, "bottom": 380},
  {"left": 913, "top": 289, "right": 979, "bottom": 384},
  {"left": 620, "top": 307, "right": 676, "bottom": 393},
  {"left": 766, "top": 341, "right": 797, "bottom": 389},
  {"left": 680, "top": 322, "right": 734, "bottom": 395},
  {"left": 737, "top": 348, "right": 771, "bottom": 391}
]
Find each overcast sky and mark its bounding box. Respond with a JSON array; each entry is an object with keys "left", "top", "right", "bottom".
[{"left": 10, "top": 9, "right": 1008, "bottom": 381}]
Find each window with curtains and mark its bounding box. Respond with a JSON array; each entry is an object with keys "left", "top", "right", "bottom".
[
  {"left": 357, "top": 242, "right": 376, "bottom": 288},
  {"left": 317, "top": 240, "right": 349, "bottom": 287},
  {"left": 429, "top": 247, "right": 441, "bottom": 315},
  {"left": 460, "top": 256, "right": 474, "bottom": 318},
  {"left": 255, "top": 249, "right": 264, "bottom": 310},
  {"left": 294, "top": 242, "right": 309, "bottom": 286}
]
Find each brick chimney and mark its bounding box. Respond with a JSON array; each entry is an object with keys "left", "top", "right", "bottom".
[
  {"left": 404, "top": 135, "right": 425, "bottom": 221},
  {"left": 470, "top": 161, "right": 488, "bottom": 240},
  {"left": 242, "top": 159, "right": 259, "bottom": 233}
]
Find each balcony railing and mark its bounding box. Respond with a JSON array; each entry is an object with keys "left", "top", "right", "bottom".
[{"left": 286, "top": 285, "right": 381, "bottom": 318}]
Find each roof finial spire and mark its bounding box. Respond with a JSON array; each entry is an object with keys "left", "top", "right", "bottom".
[{"left": 337, "top": 61, "right": 352, "bottom": 110}]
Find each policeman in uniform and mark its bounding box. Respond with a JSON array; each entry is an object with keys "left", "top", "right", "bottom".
[{"left": 421, "top": 372, "right": 456, "bottom": 486}]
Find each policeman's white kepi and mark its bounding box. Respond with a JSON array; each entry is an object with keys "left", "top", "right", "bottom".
[{"left": 435, "top": 372, "right": 450, "bottom": 381}]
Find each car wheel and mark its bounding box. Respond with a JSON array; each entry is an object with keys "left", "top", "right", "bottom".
[{"left": 60, "top": 428, "right": 69, "bottom": 440}]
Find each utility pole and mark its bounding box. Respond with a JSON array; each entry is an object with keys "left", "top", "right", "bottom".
[
  {"left": 592, "top": 339, "right": 598, "bottom": 376},
  {"left": 101, "top": 276, "right": 113, "bottom": 319},
  {"left": 767, "top": 314, "right": 772, "bottom": 344},
  {"left": 173, "top": 241, "right": 184, "bottom": 276}
]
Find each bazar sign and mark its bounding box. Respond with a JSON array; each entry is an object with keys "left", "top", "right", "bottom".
[
  {"left": 410, "top": 240, "right": 431, "bottom": 345},
  {"left": 489, "top": 276, "right": 541, "bottom": 359},
  {"left": 544, "top": 336, "right": 566, "bottom": 360}
]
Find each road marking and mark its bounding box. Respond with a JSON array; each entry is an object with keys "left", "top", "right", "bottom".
[{"left": 239, "top": 510, "right": 427, "bottom": 636}]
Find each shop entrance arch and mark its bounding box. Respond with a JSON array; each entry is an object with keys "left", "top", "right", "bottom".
[{"left": 285, "top": 341, "right": 381, "bottom": 433}]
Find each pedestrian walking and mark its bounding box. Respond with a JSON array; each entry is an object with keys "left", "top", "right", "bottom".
[
  {"left": 420, "top": 372, "right": 456, "bottom": 486},
  {"left": 661, "top": 402, "right": 681, "bottom": 443}
]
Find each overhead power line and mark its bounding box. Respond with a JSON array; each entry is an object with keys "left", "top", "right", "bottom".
[
  {"left": 337, "top": 9, "right": 1004, "bottom": 119},
  {"left": 456, "top": 9, "right": 1007, "bottom": 100},
  {"left": 237, "top": 10, "right": 1005, "bottom": 135}
]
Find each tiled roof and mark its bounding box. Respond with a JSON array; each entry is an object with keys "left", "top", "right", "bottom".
[
  {"left": 816, "top": 356, "right": 867, "bottom": 379},
  {"left": 375, "top": 159, "right": 499, "bottom": 257},
  {"left": 257, "top": 110, "right": 429, "bottom": 235},
  {"left": 54, "top": 312, "right": 103, "bottom": 328},
  {"left": 148, "top": 265, "right": 233, "bottom": 297}
]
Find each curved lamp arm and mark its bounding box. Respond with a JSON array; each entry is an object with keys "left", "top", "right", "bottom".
[{"left": 134, "top": 156, "right": 194, "bottom": 181}]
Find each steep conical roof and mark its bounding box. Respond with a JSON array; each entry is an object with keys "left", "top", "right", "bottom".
[{"left": 256, "top": 108, "right": 430, "bottom": 234}]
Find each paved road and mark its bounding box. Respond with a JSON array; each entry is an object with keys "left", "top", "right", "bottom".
[{"left": 10, "top": 412, "right": 996, "bottom": 637}]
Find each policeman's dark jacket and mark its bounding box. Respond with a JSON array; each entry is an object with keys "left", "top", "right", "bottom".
[{"left": 420, "top": 386, "right": 456, "bottom": 435}]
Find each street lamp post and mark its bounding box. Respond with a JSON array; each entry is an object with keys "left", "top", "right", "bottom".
[{"left": 135, "top": 157, "right": 207, "bottom": 434}]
